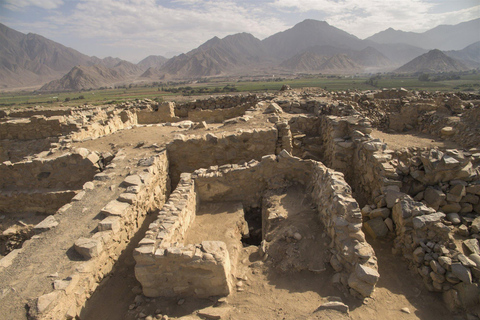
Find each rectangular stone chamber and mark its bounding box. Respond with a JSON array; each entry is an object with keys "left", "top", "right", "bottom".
[{"left": 135, "top": 152, "right": 378, "bottom": 300}]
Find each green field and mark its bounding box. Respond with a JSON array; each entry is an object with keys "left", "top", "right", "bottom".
[{"left": 1, "top": 72, "right": 479, "bottom": 109}]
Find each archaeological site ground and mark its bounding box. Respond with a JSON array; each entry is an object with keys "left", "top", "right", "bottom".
[{"left": 1, "top": 86, "right": 480, "bottom": 320}]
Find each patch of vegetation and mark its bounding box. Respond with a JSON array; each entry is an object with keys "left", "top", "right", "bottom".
[{"left": 1, "top": 71, "right": 479, "bottom": 109}]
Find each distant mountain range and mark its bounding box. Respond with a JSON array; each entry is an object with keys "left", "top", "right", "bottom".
[
  {"left": 367, "top": 18, "right": 480, "bottom": 51},
  {"left": 1, "top": 18, "right": 479, "bottom": 92}
]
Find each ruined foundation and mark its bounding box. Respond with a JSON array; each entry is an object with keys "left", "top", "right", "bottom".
[{"left": 0, "top": 90, "right": 479, "bottom": 319}]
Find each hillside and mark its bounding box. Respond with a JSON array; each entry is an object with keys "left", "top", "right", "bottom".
[
  {"left": 280, "top": 46, "right": 394, "bottom": 73},
  {"left": 367, "top": 18, "right": 480, "bottom": 51},
  {"left": 39, "top": 62, "right": 142, "bottom": 92},
  {"left": 2, "top": 18, "right": 479, "bottom": 90},
  {"left": 89, "top": 56, "right": 124, "bottom": 68},
  {"left": 395, "top": 49, "right": 470, "bottom": 73},
  {"left": 137, "top": 55, "right": 168, "bottom": 70},
  {"left": 157, "top": 33, "right": 272, "bottom": 79},
  {"left": 0, "top": 23, "right": 92, "bottom": 89},
  {"left": 279, "top": 51, "right": 327, "bottom": 72},
  {"left": 445, "top": 42, "right": 480, "bottom": 68},
  {"left": 0, "top": 23, "right": 136, "bottom": 90},
  {"left": 350, "top": 47, "right": 393, "bottom": 69},
  {"left": 367, "top": 42, "right": 427, "bottom": 66},
  {"left": 263, "top": 20, "right": 365, "bottom": 60},
  {"left": 317, "top": 54, "right": 362, "bottom": 74}
]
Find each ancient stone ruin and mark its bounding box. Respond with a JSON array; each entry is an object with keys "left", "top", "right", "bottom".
[{"left": 0, "top": 88, "right": 479, "bottom": 319}]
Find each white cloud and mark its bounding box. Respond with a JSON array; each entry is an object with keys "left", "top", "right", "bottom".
[
  {"left": 41, "top": 0, "right": 289, "bottom": 59},
  {"left": 271, "top": 0, "right": 480, "bottom": 38},
  {"left": 3, "top": 0, "right": 63, "bottom": 11}
]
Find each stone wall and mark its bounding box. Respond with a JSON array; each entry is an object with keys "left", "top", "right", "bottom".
[
  {"left": 0, "top": 148, "right": 100, "bottom": 215},
  {"left": 134, "top": 173, "right": 234, "bottom": 298},
  {"left": 0, "top": 138, "right": 57, "bottom": 162},
  {"left": 350, "top": 129, "right": 480, "bottom": 310},
  {"left": 0, "top": 190, "right": 77, "bottom": 215},
  {"left": 293, "top": 113, "right": 381, "bottom": 205},
  {"left": 174, "top": 94, "right": 258, "bottom": 118},
  {"left": 2, "top": 108, "right": 75, "bottom": 119},
  {"left": 192, "top": 151, "right": 378, "bottom": 297},
  {"left": 166, "top": 128, "right": 278, "bottom": 187},
  {"left": 68, "top": 109, "right": 137, "bottom": 142},
  {"left": 28, "top": 152, "right": 170, "bottom": 320},
  {"left": 0, "top": 149, "right": 99, "bottom": 191},
  {"left": 418, "top": 106, "right": 480, "bottom": 150},
  {"left": 136, "top": 102, "right": 178, "bottom": 124},
  {"left": 0, "top": 115, "right": 80, "bottom": 140},
  {"left": 309, "top": 161, "right": 379, "bottom": 298},
  {"left": 390, "top": 193, "right": 480, "bottom": 311},
  {"left": 134, "top": 151, "right": 378, "bottom": 300},
  {"left": 394, "top": 147, "right": 479, "bottom": 197},
  {"left": 187, "top": 104, "right": 250, "bottom": 123}
]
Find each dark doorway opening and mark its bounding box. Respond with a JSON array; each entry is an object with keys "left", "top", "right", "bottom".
[{"left": 242, "top": 207, "right": 262, "bottom": 246}]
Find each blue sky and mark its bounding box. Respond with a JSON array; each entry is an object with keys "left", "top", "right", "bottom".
[{"left": 1, "top": 0, "right": 479, "bottom": 62}]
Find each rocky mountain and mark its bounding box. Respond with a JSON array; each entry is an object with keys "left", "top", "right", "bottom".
[
  {"left": 367, "top": 18, "right": 480, "bottom": 51},
  {"left": 154, "top": 32, "right": 271, "bottom": 79},
  {"left": 2, "top": 18, "right": 479, "bottom": 90},
  {"left": 367, "top": 43, "right": 427, "bottom": 66},
  {"left": 279, "top": 51, "right": 328, "bottom": 72},
  {"left": 318, "top": 54, "right": 362, "bottom": 74},
  {"left": 0, "top": 23, "right": 136, "bottom": 90},
  {"left": 137, "top": 55, "right": 168, "bottom": 70},
  {"left": 112, "top": 60, "right": 143, "bottom": 76},
  {"left": 350, "top": 46, "right": 393, "bottom": 68},
  {"left": 89, "top": 56, "right": 124, "bottom": 68},
  {"left": 156, "top": 19, "right": 434, "bottom": 78},
  {"left": 39, "top": 61, "right": 143, "bottom": 91},
  {"left": 395, "top": 49, "right": 470, "bottom": 73},
  {"left": 0, "top": 23, "right": 93, "bottom": 89},
  {"left": 263, "top": 19, "right": 365, "bottom": 60},
  {"left": 445, "top": 42, "right": 480, "bottom": 68},
  {"left": 279, "top": 46, "right": 393, "bottom": 73}
]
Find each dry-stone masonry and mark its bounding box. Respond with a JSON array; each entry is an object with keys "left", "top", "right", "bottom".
[{"left": 1, "top": 88, "right": 479, "bottom": 319}]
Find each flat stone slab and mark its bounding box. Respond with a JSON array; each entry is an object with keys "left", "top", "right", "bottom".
[
  {"left": 363, "top": 217, "right": 388, "bottom": 239},
  {"left": 0, "top": 249, "right": 22, "bottom": 269},
  {"left": 34, "top": 215, "right": 59, "bottom": 233},
  {"left": 74, "top": 237, "right": 103, "bottom": 259},
  {"left": 72, "top": 191, "right": 85, "bottom": 201},
  {"left": 118, "top": 192, "right": 137, "bottom": 204},
  {"left": 101, "top": 200, "right": 130, "bottom": 216},
  {"left": 412, "top": 212, "right": 445, "bottom": 229},
  {"left": 121, "top": 174, "right": 143, "bottom": 187},
  {"left": 98, "top": 216, "right": 122, "bottom": 233}
]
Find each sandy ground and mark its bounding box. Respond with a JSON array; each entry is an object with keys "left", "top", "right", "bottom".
[{"left": 371, "top": 129, "right": 460, "bottom": 150}]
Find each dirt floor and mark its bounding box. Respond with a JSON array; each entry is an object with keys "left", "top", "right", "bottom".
[
  {"left": 371, "top": 128, "right": 460, "bottom": 150},
  {"left": 82, "top": 185, "right": 455, "bottom": 320}
]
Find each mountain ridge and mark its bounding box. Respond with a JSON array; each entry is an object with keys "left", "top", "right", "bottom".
[
  {"left": 2, "top": 18, "right": 479, "bottom": 91},
  {"left": 395, "top": 49, "right": 470, "bottom": 73},
  {"left": 366, "top": 18, "right": 480, "bottom": 51}
]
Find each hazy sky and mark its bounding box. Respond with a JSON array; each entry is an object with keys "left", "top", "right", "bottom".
[{"left": 1, "top": 0, "right": 479, "bottom": 62}]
